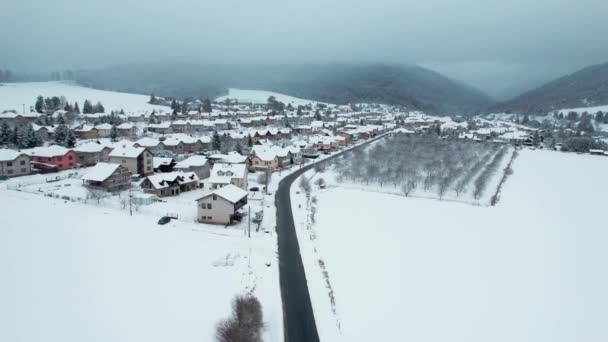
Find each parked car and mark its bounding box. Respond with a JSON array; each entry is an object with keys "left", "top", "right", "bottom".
[
  {"left": 249, "top": 187, "right": 260, "bottom": 192},
  {"left": 158, "top": 216, "right": 171, "bottom": 225}
]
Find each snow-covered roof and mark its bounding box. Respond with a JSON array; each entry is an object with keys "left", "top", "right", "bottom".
[
  {"left": 197, "top": 184, "right": 248, "bottom": 203},
  {"left": 175, "top": 155, "right": 209, "bottom": 168},
  {"left": 211, "top": 162, "right": 247, "bottom": 179},
  {"left": 209, "top": 151, "right": 248, "bottom": 164},
  {"left": 25, "top": 145, "right": 72, "bottom": 158},
  {"left": 109, "top": 146, "right": 147, "bottom": 158},
  {"left": 135, "top": 137, "right": 160, "bottom": 147},
  {"left": 82, "top": 163, "right": 124, "bottom": 182},
  {"left": 0, "top": 148, "right": 28, "bottom": 161},
  {"left": 144, "top": 171, "right": 199, "bottom": 189},
  {"left": 153, "top": 157, "right": 174, "bottom": 168},
  {"left": 74, "top": 142, "right": 109, "bottom": 153}
]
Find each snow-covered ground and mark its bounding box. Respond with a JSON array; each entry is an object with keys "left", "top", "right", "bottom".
[
  {"left": 216, "top": 88, "right": 329, "bottom": 106},
  {"left": 292, "top": 149, "right": 608, "bottom": 342},
  {"left": 556, "top": 104, "right": 608, "bottom": 115},
  {"left": 0, "top": 81, "right": 167, "bottom": 113},
  {"left": 0, "top": 188, "right": 282, "bottom": 342}
]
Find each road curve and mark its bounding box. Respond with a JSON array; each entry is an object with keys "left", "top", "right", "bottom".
[{"left": 275, "top": 133, "right": 390, "bottom": 342}]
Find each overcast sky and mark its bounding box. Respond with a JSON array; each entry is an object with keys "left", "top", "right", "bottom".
[{"left": 1, "top": 0, "right": 607, "bottom": 99}]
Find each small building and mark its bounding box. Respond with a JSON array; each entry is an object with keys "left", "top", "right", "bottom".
[
  {"left": 174, "top": 155, "right": 211, "bottom": 179},
  {"left": 108, "top": 146, "right": 154, "bottom": 176},
  {"left": 140, "top": 171, "right": 200, "bottom": 197},
  {"left": 26, "top": 145, "right": 77, "bottom": 172},
  {"left": 196, "top": 184, "right": 248, "bottom": 225},
  {"left": 208, "top": 163, "right": 248, "bottom": 190},
  {"left": 0, "top": 149, "right": 32, "bottom": 178},
  {"left": 74, "top": 142, "right": 112, "bottom": 166},
  {"left": 153, "top": 157, "right": 176, "bottom": 173},
  {"left": 82, "top": 162, "right": 132, "bottom": 192}
]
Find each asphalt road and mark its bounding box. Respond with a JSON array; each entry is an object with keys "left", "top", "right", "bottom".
[{"left": 275, "top": 133, "right": 389, "bottom": 342}]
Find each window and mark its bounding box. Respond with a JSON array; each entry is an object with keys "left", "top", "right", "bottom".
[
  {"left": 201, "top": 216, "right": 206, "bottom": 220},
  {"left": 208, "top": 216, "right": 212, "bottom": 220},
  {"left": 20, "top": 160, "right": 25, "bottom": 165},
  {"left": 57, "top": 157, "right": 62, "bottom": 161},
  {"left": 6, "top": 162, "right": 12, "bottom": 167},
  {"left": 7, "top": 169, "right": 13, "bottom": 174},
  {"left": 21, "top": 168, "right": 26, "bottom": 173},
  {"left": 212, "top": 195, "right": 217, "bottom": 201},
  {"left": 58, "top": 164, "right": 63, "bottom": 168},
  {"left": 68, "top": 156, "right": 73, "bottom": 160},
  {"left": 208, "top": 203, "right": 212, "bottom": 209}
]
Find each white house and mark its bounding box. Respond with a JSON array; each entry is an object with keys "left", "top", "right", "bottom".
[{"left": 196, "top": 184, "right": 248, "bottom": 225}]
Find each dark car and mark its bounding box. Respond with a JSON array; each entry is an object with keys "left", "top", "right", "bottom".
[
  {"left": 249, "top": 187, "right": 260, "bottom": 192},
  {"left": 158, "top": 216, "right": 171, "bottom": 225}
]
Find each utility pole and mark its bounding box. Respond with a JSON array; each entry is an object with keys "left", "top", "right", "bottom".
[
  {"left": 129, "top": 187, "right": 133, "bottom": 216},
  {"left": 248, "top": 205, "right": 251, "bottom": 238},
  {"left": 22, "top": 104, "right": 25, "bottom": 114}
]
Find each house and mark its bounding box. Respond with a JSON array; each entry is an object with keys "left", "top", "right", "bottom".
[
  {"left": 82, "top": 162, "right": 132, "bottom": 192},
  {"left": 117, "top": 123, "right": 136, "bottom": 137},
  {"left": 73, "top": 124, "right": 100, "bottom": 139},
  {"left": 134, "top": 137, "right": 161, "bottom": 153},
  {"left": 250, "top": 151, "right": 280, "bottom": 171},
  {"left": 74, "top": 142, "right": 112, "bottom": 166},
  {"left": 175, "top": 155, "right": 211, "bottom": 179},
  {"left": 94, "top": 123, "right": 112, "bottom": 137},
  {"left": 208, "top": 163, "right": 248, "bottom": 190},
  {"left": 208, "top": 151, "right": 250, "bottom": 167},
  {"left": 286, "top": 145, "right": 303, "bottom": 165},
  {"left": 147, "top": 122, "right": 173, "bottom": 134},
  {"left": 140, "top": 171, "right": 200, "bottom": 197},
  {"left": 108, "top": 146, "right": 154, "bottom": 176},
  {"left": 26, "top": 145, "right": 77, "bottom": 172},
  {"left": 153, "top": 157, "right": 176, "bottom": 172},
  {"left": 196, "top": 184, "right": 248, "bottom": 225},
  {"left": 0, "top": 149, "right": 31, "bottom": 177}
]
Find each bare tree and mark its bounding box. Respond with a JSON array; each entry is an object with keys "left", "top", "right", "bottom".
[{"left": 87, "top": 188, "right": 108, "bottom": 204}]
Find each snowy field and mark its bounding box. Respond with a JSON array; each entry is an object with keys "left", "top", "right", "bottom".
[
  {"left": 0, "top": 81, "right": 168, "bottom": 113},
  {"left": 292, "top": 149, "right": 608, "bottom": 342},
  {"left": 216, "top": 88, "right": 329, "bottom": 106},
  {"left": 0, "top": 190, "right": 282, "bottom": 342}
]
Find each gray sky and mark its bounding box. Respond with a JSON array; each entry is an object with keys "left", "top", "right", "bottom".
[{"left": 1, "top": 0, "right": 607, "bottom": 99}]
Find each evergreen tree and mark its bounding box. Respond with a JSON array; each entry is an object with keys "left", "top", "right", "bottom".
[
  {"left": 64, "top": 102, "right": 73, "bottom": 112},
  {"left": 521, "top": 114, "right": 530, "bottom": 125},
  {"left": 149, "top": 94, "right": 157, "bottom": 104},
  {"left": 93, "top": 101, "right": 105, "bottom": 113},
  {"left": 65, "top": 129, "right": 76, "bottom": 148},
  {"left": 35, "top": 96, "right": 45, "bottom": 113},
  {"left": 34, "top": 116, "right": 45, "bottom": 126},
  {"left": 57, "top": 113, "right": 66, "bottom": 125},
  {"left": 170, "top": 99, "right": 178, "bottom": 111},
  {"left": 212, "top": 130, "right": 222, "bottom": 151},
  {"left": 247, "top": 134, "right": 253, "bottom": 147},
  {"left": 54, "top": 124, "right": 69, "bottom": 145},
  {"left": 51, "top": 96, "right": 61, "bottom": 110},
  {"left": 74, "top": 101, "right": 81, "bottom": 114},
  {"left": 0, "top": 121, "right": 11, "bottom": 145},
  {"left": 16, "top": 126, "right": 28, "bottom": 149},
  {"left": 24, "top": 124, "right": 40, "bottom": 148},
  {"left": 119, "top": 109, "right": 125, "bottom": 115},
  {"left": 202, "top": 99, "right": 212, "bottom": 113},
  {"left": 11, "top": 126, "right": 18, "bottom": 145},
  {"left": 110, "top": 124, "right": 118, "bottom": 141},
  {"left": 234, "top": 141, "right": 243, "bottom": 155},
  {"left": 314, "top": 109, "right": 322, "bottom": 120},
  {"left": 83, "top": 100, "right": 93, "bottom": 114}
]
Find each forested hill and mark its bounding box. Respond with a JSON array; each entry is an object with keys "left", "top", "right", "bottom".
[
  {"left": 489, "top": 62, "right": 608, "bottom": 114},
  {"left": 74, "top": 63, "right": 493, "bottom": 113}
]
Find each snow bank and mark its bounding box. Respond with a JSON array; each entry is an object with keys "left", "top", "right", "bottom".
[
  {"left": 0, "top": 190, "right": 282, "bottom": 342},
  {"left": 292, "top": 149, "right": 608, "bottom": 342},
  {"left": 216, "top": 88, "right": 329, "bottom": 106},
  {"left": 0, "top": 81, "right": 167, "bottom": 113}
]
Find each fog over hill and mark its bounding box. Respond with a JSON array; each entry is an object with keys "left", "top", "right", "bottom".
[
  {"left": 73, "top": 63, "right": 494, "bottom": 113},
  {"left": 490, "top": 62, "right": 608, "bottom": 115}
]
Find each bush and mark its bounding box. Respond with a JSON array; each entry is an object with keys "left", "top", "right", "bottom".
[{"left": 216, "top": 295, "right": 264, "bottom": 342}]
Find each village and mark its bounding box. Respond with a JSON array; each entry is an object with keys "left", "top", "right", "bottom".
[{"left": 2, "top": 89, "right": 608, "bottom": 229}]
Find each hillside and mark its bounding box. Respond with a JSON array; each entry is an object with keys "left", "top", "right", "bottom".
[
  {"left": 490, "top": 62, "right": 608, "bottom": 115},
  {"left": 0, "top": 81, "right": 167, "bottom": 113},
  {"left": 74, "top": 63, "right": 493, "bottom": 113}
]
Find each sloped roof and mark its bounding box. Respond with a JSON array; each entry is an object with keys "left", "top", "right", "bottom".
[
  {"left": 144, "top": 171, "right": 199, "bottom": 189},
  {"left": 0, "top": 148, "right": 28, "bottom": 161},
  {"left": 82, "top": 163, "right": 125, "bottom": 182},
  {"left": 197, "top": 184, "right": 247, "bottom": 203}
]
